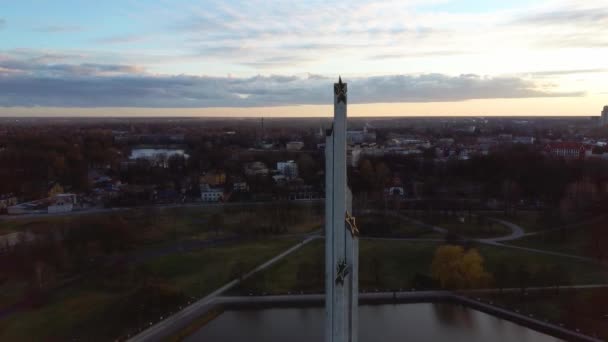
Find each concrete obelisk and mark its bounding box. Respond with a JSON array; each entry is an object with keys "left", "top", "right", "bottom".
[{"left": 325, "top": 77, "right": 358, "bottom": 342}]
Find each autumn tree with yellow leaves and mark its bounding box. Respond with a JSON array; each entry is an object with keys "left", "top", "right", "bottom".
[{"left": 431, "top": 245, "right": 492, "bottom": 289}]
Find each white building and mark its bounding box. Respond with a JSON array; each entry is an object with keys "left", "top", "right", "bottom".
[
  {"left": 7, "top": 193, "right": 77, "bottom": 215},
  {"left": 286, "top": 141, "right": 305, "bottom": 151},
  {"left": 513, "top": 136, "right": 535, "bottom": 145},
  {"left": 48, "top": 201, "right": 73, "bottom": 213},
  {"left": 277, "top": 160, "right": 299, "bottom": 179},
  {"left": 346, "top": 126, "right": 376, "bottom": 145},
  {"left": 200, "top": 184, "right": 224, "bottom": 202},
  {"left": 232, "top": 182, "right": 249, "bottom": 192}
]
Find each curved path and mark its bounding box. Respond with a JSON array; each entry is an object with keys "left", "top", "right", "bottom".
[
  {"left": 478, "top": 218, "right": 525, "bottom": 243},
  {"left": 391, "top": 212, "right": 602, "bottom": 263}
]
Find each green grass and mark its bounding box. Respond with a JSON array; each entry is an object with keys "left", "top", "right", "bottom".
[
  {"left": 0, "top": 216, "right": 70, "bottom": 235},
  {"left": 0, "top": 238, "right": 300, "bottom": 341},
  {"left": 507, "top": 228, "right": 590, "bottom": 257},
  {"left": 440, "top": 220, "right": 511, "bottom": 238},
  {"left": 358, "top": 214, "right": 437, "bottom": 238},
  {"left": 0, "top": 288, "right": 118, "bottom": 341},
  {"left": 478, "top": 244, "right": 608, "bottom": 285},
  {"left": 0, "top": 281, "right": 27, "bottom": 308},
  {"left": 235, "top": 239, "right": 608, "bottom": 295},
  {"left": 141, "top": 238, "right": 297, "bottom": 297},
  {"left": 0, "top": 203, "right": 322, "bottom": 240},
  {"left": 417, "top": 214, "right": 512, "bottom": 238},
  {"left": 491, "top": 211, "right": 546, "bottom": 233},
  {"left": 235, "top": 239, "right": 443, "bottom": 294}
]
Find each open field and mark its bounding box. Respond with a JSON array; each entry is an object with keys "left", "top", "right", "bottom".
[
  {"left": 402, "top": 210, "right": 550, "bottom": 234},
  {"left": 508, "top": 228, "right": 593, "bottom": 258},
  {"left": 491, "top": 211, "right": 546, "bottom": 233},
  {"left": 0, "top": 238, "right": 298, "bottom": 341},
  {"left": 0, "top": 202, "right": 322, "bottom": 242},
  {"left": 414, "top": 214, "right": 511, "bottom": 238},
  {"left": 234, "top": 239, "right": 608, "bottom": 295},
  {"left": 357, "top": 213, "right": 440, "bottom": 238},
  {"left": 477, "top": 244, "right": 608, "bottom": 285}
]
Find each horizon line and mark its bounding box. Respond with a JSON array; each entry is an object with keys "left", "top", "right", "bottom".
[{"left": 0, "top": 114, "right": 600, "bottom": 119}]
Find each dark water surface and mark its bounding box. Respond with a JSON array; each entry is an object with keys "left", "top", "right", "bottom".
[{"left": 186, "top": 303, "right": 561, "bottom": 341}]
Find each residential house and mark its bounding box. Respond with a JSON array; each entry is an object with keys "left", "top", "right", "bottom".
[
  {"left": 545, "top": 142, "right": 587, "bottom": 159},
  {"left": 277, "top": 160, "right": 299, "bottom": 179},
  {"left": 244, "top": 161, "right": 270, "bottom": 176},
  {"left": 200, "top": 184, "right": 224, "bottom": 202},
  {"left": 286, "top": 141, "right": 305, "bottom": 151},
  {"left": 0, "top": 194, "right": 17, "bottom": 212}
]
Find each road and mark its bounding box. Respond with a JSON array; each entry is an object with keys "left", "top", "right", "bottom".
[
  {"left": 479, "top": 218, "right": 525, "bottom": 243},
  {"left": 128, "top": 235, "right": 320, "bottom": 342},
  {"left": 0, "top": 199, "right": 323, "bottom": 221}
]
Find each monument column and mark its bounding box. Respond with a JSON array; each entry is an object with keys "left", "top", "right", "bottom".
[{"left": 326, "top": 77, "right": 358, "bottom": 342}]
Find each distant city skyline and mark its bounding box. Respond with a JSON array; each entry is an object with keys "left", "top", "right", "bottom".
[{"left": 0, "top": 0, "right": 607, "bottom": 116}]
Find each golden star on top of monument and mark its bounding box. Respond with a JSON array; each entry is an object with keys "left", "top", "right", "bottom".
[{"left": 334, "top": 76, "right": 347, "bottom": 104}]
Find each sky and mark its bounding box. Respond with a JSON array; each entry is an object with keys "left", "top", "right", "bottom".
[{"left": 0, "top": 0, "right": 607, "bottom": 117}]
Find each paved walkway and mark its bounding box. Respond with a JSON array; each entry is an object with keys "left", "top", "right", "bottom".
[
  {"left": 128, "top": 235, "right": 320, "bottom": 342},
  {"left": 478, "top": 218, "right": 525, "bottom": 243}
]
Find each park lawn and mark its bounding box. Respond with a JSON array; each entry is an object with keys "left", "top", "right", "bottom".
[
  {"left": 0, "top": 288, "right": 119, "bottom": 341},
  {"left": 477, "top": 245, "right": 608, "bottom": 285},
  {"left": 0, "top": 238, "right": 300, "bottom": 341},
  {"left": 0, "top": 215, "right": 72, "bottom": 235},
  {"left": 235, "top": 239, "right": 325, "bottom": 294},
  {"left": 438, "top": 220, "right": 511, "bottom": 238},
  {"left": 358, "top": 240, "right": 440, "bottom": 290},
  {"left": 235, "top": 240, "right": 608, "bottom": 295},
  {"left": 358, "top": 214, "right": 437, "bottom": 238},
  {"left": 0, "top": 203, "right": 322, "bottom": 240},
  {"left": 401, "top": 210, "right": 512, "bottom": 238},
  {"left": 286, "top": 219, "right": 323, "bottom": 234},
  {"left": 140, "top": 238, "right": 298, "bottom": 297},
  {"left": 0, "top": 281, "right": 27, "bottom": 309},
  {"left": 506, "top": 228, "right": 591, "bottom": 257},
  {"left": 235, "top": 240, "right": 442, "bottom": 294},
  {"left": 390, "top": 221, "right": 435, "bottom": 237},
  {"left": 426, "top": 215, "right": 511, "bottom": 239},
  {"left": 492, "top": 211, "right": 545, "bottom": 233}
]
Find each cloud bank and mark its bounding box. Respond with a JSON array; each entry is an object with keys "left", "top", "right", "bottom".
[{"left": 0, "top": 60, "right": 581, "bottom": 108}]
